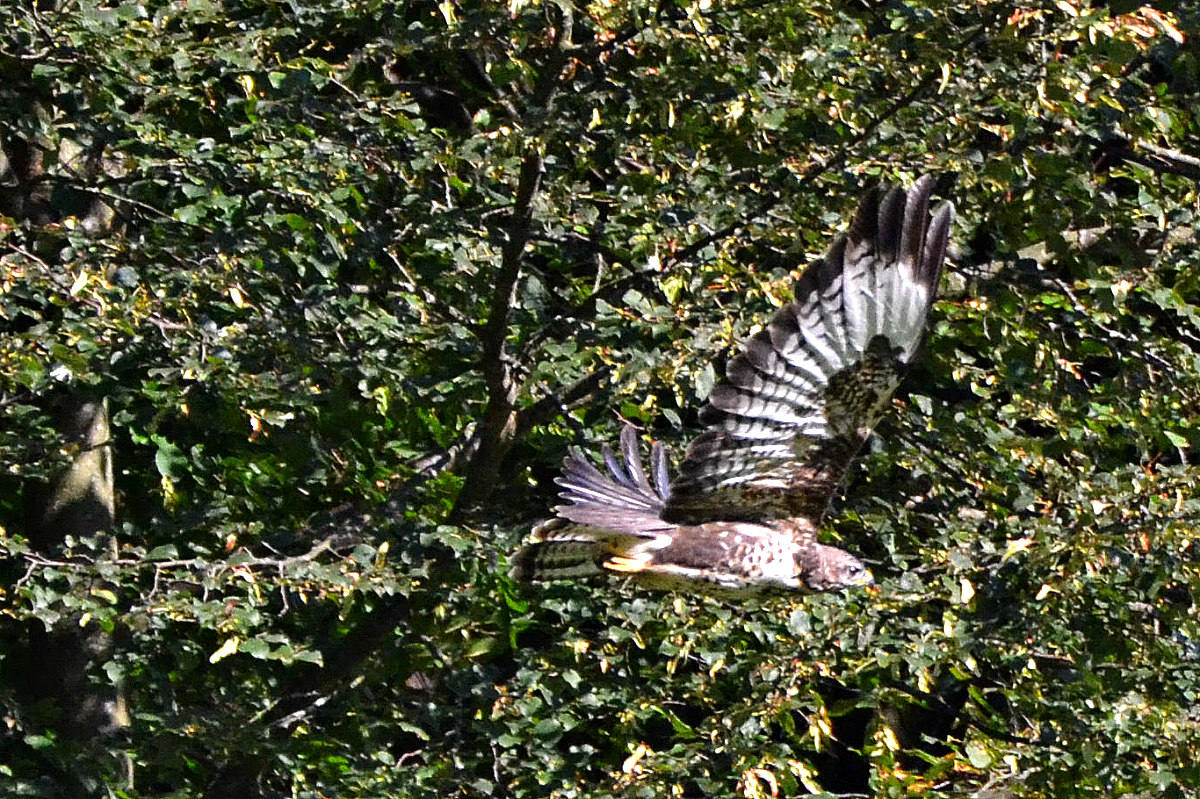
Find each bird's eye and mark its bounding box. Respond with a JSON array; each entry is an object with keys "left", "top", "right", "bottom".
[{"left": 842, "top": 563, "right": 873, "bottom": 586}]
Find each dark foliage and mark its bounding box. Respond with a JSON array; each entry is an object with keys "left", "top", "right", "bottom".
[{"left": 1, "top": 1, "right": 1198, "bottom": 796}]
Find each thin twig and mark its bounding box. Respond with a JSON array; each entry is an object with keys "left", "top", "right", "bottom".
[{"left": 17, "top": 536, "right": 340, "bottom": 575}]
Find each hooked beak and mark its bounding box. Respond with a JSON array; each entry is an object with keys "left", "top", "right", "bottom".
[{"left": 849, "top": 569, "right": 875, "bottom": 588}]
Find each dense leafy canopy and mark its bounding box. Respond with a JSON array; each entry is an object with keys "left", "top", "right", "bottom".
[{"left": 1, "top": 1, "right": 1198, "bottom": 796}]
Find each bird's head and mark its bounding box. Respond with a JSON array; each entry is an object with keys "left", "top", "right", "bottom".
[{"left": 799, "top": 543, "right": 874, "bottom": 591}]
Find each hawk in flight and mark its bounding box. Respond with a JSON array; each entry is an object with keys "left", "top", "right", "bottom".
[{"left": 512, "top": 176, "right": 953, "bottom": 594}]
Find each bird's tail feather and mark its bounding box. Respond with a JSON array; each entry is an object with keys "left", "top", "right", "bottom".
[
  {"left": 513, "top": 428, "right": 675, "bottom": 582},
  {"left": 509, "top": 518, "right": 655, "bottom": 581}
]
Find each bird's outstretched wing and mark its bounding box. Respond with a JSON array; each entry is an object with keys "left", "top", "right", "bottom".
[
  {"left": 551, "top": 424, "right": 671, "bottom": 530},
  {"left": 663, "top": 176, "right": 953, "bottom": 526}
]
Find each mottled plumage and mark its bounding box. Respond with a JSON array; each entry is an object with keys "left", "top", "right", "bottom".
[{"left": 512, "top": 176, "right": 953, "bottom": 595}]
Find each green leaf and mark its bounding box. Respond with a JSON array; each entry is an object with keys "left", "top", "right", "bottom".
[
  {"left": 965, "top": 741, "right": 992, "bottom": 769},
  {"left": 151, "top": 435, "right": 188, "bottom": 480},
  {"left": 147, "top": 544, "right": 179, "bottom": 560}
]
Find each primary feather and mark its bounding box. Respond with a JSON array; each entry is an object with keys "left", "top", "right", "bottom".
[{"left": 664, "top": 176, "right": 952, "bottom": 525}]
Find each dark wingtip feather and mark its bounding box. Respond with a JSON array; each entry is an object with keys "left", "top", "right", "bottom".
[
  {"left": 848, "top": 185, "right": 883, "bottom": 243},
  {"left": 874, "top": 186, "right": 907, "bottom": 260},
  {"left": 899, "top": 175, "right": 935, "bottom": 268},
  {"left": 620, "top": 425, "right": 649, "bottom": 491},
  {"left": 650, "top": 442, "right": 670, "bottom": 499},
  {"left": 601, "top": 443, "right": 630, "bottom": 486},
  {"left": 819, "top": 234, "right": 848, "bottom": 277},
  {"left": 922, "top": 200, "right": 953, "bottom": 288}
]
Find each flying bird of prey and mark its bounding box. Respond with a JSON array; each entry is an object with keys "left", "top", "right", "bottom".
[{"left": 511, "top": 176, "right": 953, "bottom": 594}]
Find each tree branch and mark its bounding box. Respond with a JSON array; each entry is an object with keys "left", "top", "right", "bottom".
[
  {"left": 525, "top": 11, "right": 1003, "bottom": 348},
  {"left": 450, "top": 149, "right": 546, "bottom": 521},
  {"left": 513, "top": 367, "right": 610, "bottom": 439},
  {"left": 1093, "top": 134, "right": 1200, "bottom": 181},
  {"left": 448, "top": 5, "right": 578, "bottom": 520}
]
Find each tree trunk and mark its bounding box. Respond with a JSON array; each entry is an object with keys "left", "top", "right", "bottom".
[{"left": 13, "top": 395, "right": 131, "bottom": 793}]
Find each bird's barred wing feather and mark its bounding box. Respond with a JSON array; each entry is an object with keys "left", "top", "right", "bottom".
[
  {"left": 663, "top": 176, "right": 953, "bottom": 525},
  {"left": 553, "top": 425, "right": 673, "bottom": 532}
]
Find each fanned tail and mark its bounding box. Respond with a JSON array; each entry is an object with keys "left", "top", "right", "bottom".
[{"left": 512, "top": 426, "right": 674, "bottom": 582}]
